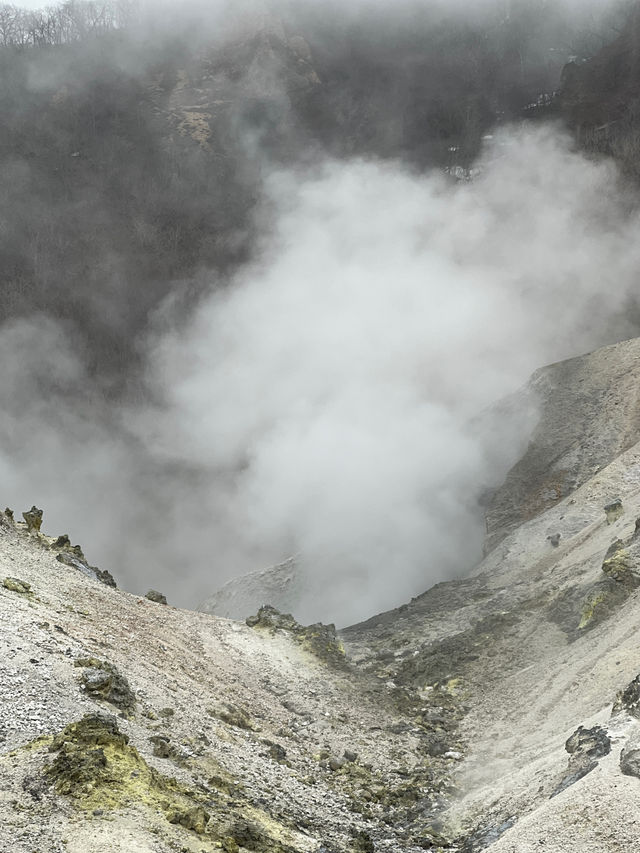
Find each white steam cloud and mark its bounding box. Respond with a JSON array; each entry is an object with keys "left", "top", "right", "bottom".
[{"left": 2, "top": 125, "right": 640, "bottom": 625}]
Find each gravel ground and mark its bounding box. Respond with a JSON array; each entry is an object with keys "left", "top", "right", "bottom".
[{"left": 0, "top": 510, "right": 441, "bottom": 853}]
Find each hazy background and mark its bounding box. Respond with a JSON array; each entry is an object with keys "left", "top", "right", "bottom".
[{"left": 1, "top": 0, "right": 639, "bottom": 624}]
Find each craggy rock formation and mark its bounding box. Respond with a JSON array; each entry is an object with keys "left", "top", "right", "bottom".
[
  {"left": 74, "top": 658, "right": 137, "bottom": 713},
  {"left": 22, "top": 506, "right": 43, "bottom": 533},
  {"left": 246, "top": 605, "right": 347, "bottom": 668},
  {"left": 2, "top": 507, "right": 117, "bottom": 588},
  {"left": 484, "top": 337, "right": 640, "bottom": 552},
  {"left": 552, "top": 725, "right": 612, "bottom": 796}
]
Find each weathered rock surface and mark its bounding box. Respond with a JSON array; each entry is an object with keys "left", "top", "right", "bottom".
[
  {"left": 551, "top": 725, "right": 611, "bottom": 796},
  {"left": 246, "top": 605, "right": 347, "bottom": 668},
  {"left": 22, "top": 506, "right": 43, "bottom": 533},
  {"left": 485, "top": 337, "right": 640, "bottom": 552},
  {"left": 55, "top": 551, "right": 117, "bottom": 588},
  {"left": 199, "top": 557, "right": 301, "bottom": 620},
  {"left": 620, "top": 739, "right": 640, "bottom": 779},
  {"left": 146, "top": 589, "right": 168, "bottom": 605}
]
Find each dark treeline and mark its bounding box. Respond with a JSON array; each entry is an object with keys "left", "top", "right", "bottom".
[{"left": 0, "top": 0, "right": 134, "bottom": 47}]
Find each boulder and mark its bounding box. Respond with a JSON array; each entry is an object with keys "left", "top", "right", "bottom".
[
  {"left": 145, "top": 589, "right": 168, "bottom": 605},
  {"left": 621, "top": 745, "right": 640, "bottom": 779},
  {"left": 22, "top": 506, "right": 42, "bottom": 532},
  {"left": 552, "top": 725, "right": 611, "bottom": 796}
]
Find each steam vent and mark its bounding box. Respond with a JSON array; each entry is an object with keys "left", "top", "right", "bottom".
[{"left": 5, "top": 2, "right": 640, "bottom": 851}]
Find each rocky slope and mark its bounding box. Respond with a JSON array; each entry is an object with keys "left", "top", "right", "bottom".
[
  {"left": 0, "top": 509, "right": 466, "bottom": 853},
  {"left": 343, "top": 336, "right": 640, "bottom": 850},
  {"left": 6, "top": 337, "right": 640, "bottom": 851},
  {"left": 484, "top": 336, "right": 640, "bottom": 552}
]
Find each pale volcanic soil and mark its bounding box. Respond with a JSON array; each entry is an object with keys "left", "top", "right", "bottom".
[{"left": 0, "top": 509, "right": 445, "bottom": 853}]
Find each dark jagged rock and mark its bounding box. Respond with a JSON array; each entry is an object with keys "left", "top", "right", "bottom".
[
  {"left": 149, "top": 735, "right": 173, "bottom": 758},
  {"left": 145, "top": 589, "right": 168, "bottom": 605},
  {"left": 565, "top": 725, "right": 611, "bottom": 760},
  {"left": 82, "top": 668, "right": 112, "bottom": 694},
  {"left": 231, "top": 818, "right": 277, "bottom": 852},
  {"left": 350, "top": 829, "right": 375, "bottom": 852},
  {"left": 484, "top": 339, "right": 640, "bottom": 552},
  {"left": 549, "top": 529, "right": 640, "bottom": 638},
  {"left": 158, "top": 707, "right": 175, "bottom": 719},
  {"left": 51, "top": 537, "right": 85, "bottom": 559},
  {"left": 551, "top": 725, "right": 611, "bottom": 796},
  {"left": 605, "top": 498, "right": 624, "bottom": 524},
  {"left": 247, "top": 605, "right": 347, "bottom": 668},
  {"left": 620, "top": 744, "right": 640, "bottom": 779},
  {"left": 601, "top": 548, "right": 636, "bottom": 584},
  {"left": 604, "top": 538, "right": 625, "bottom": 561},
  {"left": 45, "top": 714, "right": 129, "bottom": 797},
  {"left": 74, "top": 658, "right": 136, "bottom": 713},
  {"left": 574, "top": 578, "right": 631, "bottom": 634},
  {"left": 22, "top": 506, "right": 43, "bottom": 532},
  {"left": 246, "top": 604, "right": 298, "bottom": 631},
  {"left": 613, "top": 673, "right": 640, "bottom": 718},
  {"left": 577, "top": 533, "right": 640, "bottom": 632},
  {"left": 149, "top": 735, "right": 184, "bottom": 763},
  {"left": 264, "top": 740, "right": 288, "bottom": 764},
  {"left": 56, "top": 551, "right": 117, "bottom": 588}
]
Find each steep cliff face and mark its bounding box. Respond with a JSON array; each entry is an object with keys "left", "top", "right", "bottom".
[
  {"left": 484, "top": 337, "right": 640, "bottom": 552},
  {"left": 559, "top": 4, "right": 640, "bottom": 130},
  {"left": 557, "top": 2, "right": 640, "bottom": 177}
]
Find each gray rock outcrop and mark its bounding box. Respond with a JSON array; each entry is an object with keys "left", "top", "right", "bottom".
[
  {"left": 485, "top": 338, "right": 640, "bottom": 552},
  {"left": 198, "top": 556, "right": 301, "bottom": 620}
]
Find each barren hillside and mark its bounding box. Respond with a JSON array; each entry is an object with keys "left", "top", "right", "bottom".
[{"left": 5, "top": 337, "right": 640, "bottom": 851}]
